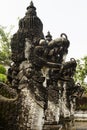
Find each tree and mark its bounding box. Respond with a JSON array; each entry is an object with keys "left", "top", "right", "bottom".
[
  {"left": 74, "top": 56, "right": 87, "bottom": 92},
  {"left": 0, "top": 25, "right": 13, "bottom": 65}
]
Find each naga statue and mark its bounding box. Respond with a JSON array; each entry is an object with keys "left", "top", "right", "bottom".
[{"left": 0, "top": 1, "right": 84, "bottom": 130}]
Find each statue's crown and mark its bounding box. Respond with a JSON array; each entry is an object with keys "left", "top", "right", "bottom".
[{"left": 19, "top": 1, "right": 43, "bottom": 35}]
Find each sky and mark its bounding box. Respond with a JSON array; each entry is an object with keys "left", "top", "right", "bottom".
[{"left": 0, "top": 0, "right": 87, "bottom": 60}]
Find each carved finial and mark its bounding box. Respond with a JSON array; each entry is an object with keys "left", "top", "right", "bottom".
[
  {"left": 26, "top": 1, "right": 36, "bottom": 16},
  {"left": 27, "top": 1, "right": 36, "bottom": 10},
  {"left": 30, "top": 1, "right": 34, "bottom": 7},
  {"left": 45, "top": 31, "right": 52, "bottom": 42}
]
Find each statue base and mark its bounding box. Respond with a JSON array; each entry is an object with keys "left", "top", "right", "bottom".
[{"left": 43, "top": 121, "right": 63, "bottom": 130}]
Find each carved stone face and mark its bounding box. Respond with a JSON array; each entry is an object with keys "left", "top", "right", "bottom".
[{"left": 47, "top": 38, "right": 69, "bottom": 63}]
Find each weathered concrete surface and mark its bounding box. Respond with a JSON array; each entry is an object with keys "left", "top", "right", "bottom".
[{"left": 74, "top": 121, "right": 87, "bottom": 130}]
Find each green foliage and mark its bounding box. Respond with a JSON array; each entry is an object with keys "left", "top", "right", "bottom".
[
  {"left": 0, "top": 25, "right": 13, "bottom": 65},
  {"left": 0, "top": 64, "right": 7, "bottom": 82},
  {"left": 74, "top": 56, "right": 87, "bottom": 92},
  {"left": 0, "top": 64, "right": 6, "bottom": 74},
  {"left": 0, "top": 74, "right": 7, "bottom": 83}
]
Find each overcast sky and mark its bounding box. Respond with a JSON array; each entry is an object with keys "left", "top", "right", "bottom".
[{"left": 0, "top": 0, "right": 87, "bottom": 60}]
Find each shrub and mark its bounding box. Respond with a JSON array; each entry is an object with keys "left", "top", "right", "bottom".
[
  {"left": 0, "top": 64, "right": 6, "bottom": 74},
  {"left": 0, "top": 64, "right": 7, "bottom": 82},
  {"left": 0, "top": 73, "right": 7, "bottom": 82}
]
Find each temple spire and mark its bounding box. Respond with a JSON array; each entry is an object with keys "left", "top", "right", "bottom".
[
  {"left": 26, "top": 1, "right": 36, "bottom": 11},
  {"left": 30, "top": 1, "right": 34, "bottom": 7},
  {"left": 25, "top": 1, "right": 36, "bottom": 16},
  {"left": 18, "top": 0, "right": 44, "bottom": 41}
]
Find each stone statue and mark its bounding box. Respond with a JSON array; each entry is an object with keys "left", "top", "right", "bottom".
[{"left": 0, "top": 1, "right": 84, "bottom": 130}]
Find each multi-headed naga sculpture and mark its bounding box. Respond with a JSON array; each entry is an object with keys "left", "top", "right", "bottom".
[{"left": 0, "top": 1, "right": 83, "bottom": 130}]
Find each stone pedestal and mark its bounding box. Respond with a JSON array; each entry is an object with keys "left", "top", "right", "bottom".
[{"left": 17, "top": 86, "right": 45, "bottom": 130}]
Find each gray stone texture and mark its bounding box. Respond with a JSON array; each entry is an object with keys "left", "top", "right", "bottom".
[{"left": 0, "top": 1, "right": 84, "bottom": 130}]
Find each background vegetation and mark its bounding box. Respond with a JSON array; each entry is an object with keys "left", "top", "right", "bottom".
[
  {"left": 0, "top": 64, "right": 7, "bottom": 82},
  {"left": 0, "top": 25, "right": 12, "bottom": 82},
  {"left": 74, "top": 56, "right": 87, "bottom": 93},
  {"left": 0, "top": 25, "right": 12, "bottom": 65}
]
